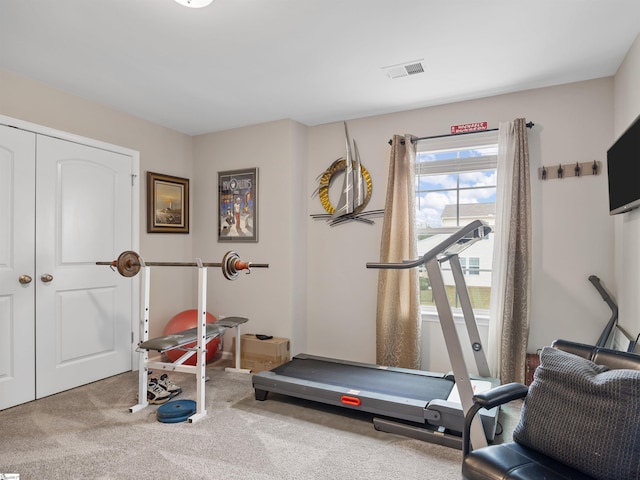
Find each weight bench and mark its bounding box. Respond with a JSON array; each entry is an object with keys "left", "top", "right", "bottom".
[
  {"left": 138, "top": 317, "right": 248, "bottom": 366},
  {"left": 129, "top": 260, "right": 251, "bottom": 423}
]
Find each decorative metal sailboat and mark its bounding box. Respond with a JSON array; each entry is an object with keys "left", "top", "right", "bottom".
[
  {"left": 332, "top": 123, "right": 366, "bottom": 219},
  {"left": 311, "top": 122, "right": 383, "bottom": 226}
]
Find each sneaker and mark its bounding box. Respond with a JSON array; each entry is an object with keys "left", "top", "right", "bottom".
[
  {"left": 158, "top": 373, "right": 182, "bottom": 397},
  {"left": 147, "top": 378, "right": 172, "bottom": 404}
]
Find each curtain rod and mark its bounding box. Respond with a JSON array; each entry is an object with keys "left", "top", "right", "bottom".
[{"left": 388, "top": 121, "right": 535, "bottom": 145}]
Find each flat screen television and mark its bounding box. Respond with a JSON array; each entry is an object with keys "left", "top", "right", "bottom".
[{"left": 608, "top": 114, "right": 640, "bottom": 215}]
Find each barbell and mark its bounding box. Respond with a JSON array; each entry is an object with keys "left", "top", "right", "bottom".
[{"left": 96, "top": 250, "right": 268, "bottom": 280}]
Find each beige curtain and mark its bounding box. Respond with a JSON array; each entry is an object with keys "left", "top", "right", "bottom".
[
  {"left": 489, "top": 118, "right": 532, "bottom": 384},
  {"left": 375, "top": 135, "right": 420, "bottom": 368}
]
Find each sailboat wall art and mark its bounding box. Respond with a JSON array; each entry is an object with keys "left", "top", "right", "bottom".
[{"left": 312, "top": 123, "right": 383, "bottom": 226}]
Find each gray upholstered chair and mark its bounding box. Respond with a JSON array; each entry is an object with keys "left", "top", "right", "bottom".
[{"left": 461, "top": 340, "right": 640, "bottom": 480}]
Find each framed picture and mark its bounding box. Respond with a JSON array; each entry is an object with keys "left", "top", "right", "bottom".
[
  {"left": 147, "top": 171, "right": 189, "bottom": 233},
  {"left": 218, "top": 167, "right": 258, "bottom": 242}
]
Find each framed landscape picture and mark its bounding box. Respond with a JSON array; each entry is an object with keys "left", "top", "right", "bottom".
[
  {"left": 147, "top": 171, "right": 189, "bottom": 233},
  {"left": 218, "top": 167, "right": 258, "bottom": 242}
]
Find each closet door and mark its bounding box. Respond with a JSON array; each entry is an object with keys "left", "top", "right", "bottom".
[
  {"left": 35, "top": 135, "right": 133, "bottom": 398},
  {"left": 0, "top": 125, "right": 36, "bottom": 410}
]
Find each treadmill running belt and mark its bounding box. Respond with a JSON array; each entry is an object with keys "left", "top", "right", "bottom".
[{"left": 270, "top": 357, "right": 454, "bottom": 403}]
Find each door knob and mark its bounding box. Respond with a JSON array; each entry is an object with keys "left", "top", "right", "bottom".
[
  {"left": 19, "top": 275, "right": 33, "bottom": 284},
  {"left": 41, "top": 273, "right": 54, "bottom": 283}
]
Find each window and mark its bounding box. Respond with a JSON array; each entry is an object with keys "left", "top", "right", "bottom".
[
  {"left": 468, "top": 257, "right": 480, "bottom": 275},
  {"left": 459, "top": 257, "right": 480, "bottom": 275},
  {"left": 415, "top": 131, "right": 497, "bottom": 313}
]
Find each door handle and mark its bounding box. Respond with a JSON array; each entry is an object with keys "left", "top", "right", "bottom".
[
  {"left": 41, "top": 274, "right": 54, "bottom": 283},
  {"left": 19, "top": 275, "right": 33, "bottom": 284}
]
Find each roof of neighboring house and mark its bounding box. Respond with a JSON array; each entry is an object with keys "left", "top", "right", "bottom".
[{"left": 441, "top": 203, "right": 495, "bottom": 219}]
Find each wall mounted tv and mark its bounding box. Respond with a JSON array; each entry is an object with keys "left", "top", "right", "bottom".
[{"left": 608, "top": 114, "right": 640, "bottom": 215}]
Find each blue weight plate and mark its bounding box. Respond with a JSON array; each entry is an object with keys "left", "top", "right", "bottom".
[
  {"left": 158, "top": 412, "right": 192, "bottom": 423},
  {"left": 157, "top": 399, "right": 196, "bottom": 422}
]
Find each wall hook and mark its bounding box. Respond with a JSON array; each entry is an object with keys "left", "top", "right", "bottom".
[{"left": 538, "top": 161, "right": 600, "bottom": 181}]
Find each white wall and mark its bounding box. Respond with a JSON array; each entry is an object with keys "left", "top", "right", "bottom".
[
  {"left": 0, "top": 69, "right": 196, "bottom": 339},
  {"left": 192, "top": 120, "right": 308, "bottom": 350},
  {"left": 2, "top": 66, "right": 626, "bottom": 368},
  {"left": 305, "top": 122, "right": 385, "bottom": 361},
  {"left": 306, "top": 78, "right": 615, "bottom": 364},
  {"left": 613, "top": 33, "right": 640, "bottom": 341}
]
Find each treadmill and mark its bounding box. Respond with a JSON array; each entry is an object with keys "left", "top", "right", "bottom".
[{"left": 252, "top": 220, "right": 499, "bottom": 450}]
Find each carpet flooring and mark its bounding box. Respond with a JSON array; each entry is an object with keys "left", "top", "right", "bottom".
[{"left": 0, "top": 360, "right": 521, "bottom": 479}]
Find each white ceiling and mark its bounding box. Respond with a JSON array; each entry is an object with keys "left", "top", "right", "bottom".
[{"left": 1, "top": 0, "right": 639, "bottom": 136}]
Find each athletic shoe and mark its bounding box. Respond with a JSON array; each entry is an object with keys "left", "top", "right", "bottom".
[
  {"left": 147, "top": 378, "right": 172, "bottom": 404},
  {"left": 158, "top": 373, "right": 182, "bottom": 397}
]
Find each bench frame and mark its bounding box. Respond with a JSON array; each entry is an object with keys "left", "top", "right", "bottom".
[{"left": 129, "top": 258, "right": 250, "bottom": 423}]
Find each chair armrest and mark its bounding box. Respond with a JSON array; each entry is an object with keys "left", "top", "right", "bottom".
[
  {"left": 473, "top": 382, "right": 528, "bottom": 409},
  {"left": 462, "top": 382, "right": 528, "bottom": 456}
]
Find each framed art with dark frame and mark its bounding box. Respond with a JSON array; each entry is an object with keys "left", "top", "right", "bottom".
[
  {"left": 218, "top": 167, "right": 258, "bottom": 242},
  {"left": 147, "top": 171, "right": 189, "bottom": 233}
]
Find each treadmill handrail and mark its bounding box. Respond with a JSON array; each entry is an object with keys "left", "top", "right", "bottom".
[{"left": 366, "top": 220, "right": 492, "bottom": 270}]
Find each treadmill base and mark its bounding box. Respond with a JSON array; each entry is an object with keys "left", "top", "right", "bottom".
[{"left": 373, "top": 417, "right": 463, "bottom": 450}]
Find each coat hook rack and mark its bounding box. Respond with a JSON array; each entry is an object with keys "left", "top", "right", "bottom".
[{"left": 538, "top": 160, "right": 600, "bottom": 180}]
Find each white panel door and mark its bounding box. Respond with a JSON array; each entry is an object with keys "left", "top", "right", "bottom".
[
  {"left": 0, "top": 125, "right": 36, "bottom": 410},
  {"left": 35, "top": 135, "right": 133, "bottom": 398}
]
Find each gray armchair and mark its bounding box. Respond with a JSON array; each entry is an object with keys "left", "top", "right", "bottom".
[{"left": 461, "top": 340, "right": 640, "bottom": 480}]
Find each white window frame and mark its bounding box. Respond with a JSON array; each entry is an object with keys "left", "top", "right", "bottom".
[
  {"left": 416, "top": 130, "right": 498, "bottom": 235},
  {"left": 415, "top": 130, "right": 498, "bottom": 318}
]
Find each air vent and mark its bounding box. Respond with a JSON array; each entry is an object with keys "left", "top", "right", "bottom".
[{"left": 382, "top": 60, "right": 426, "bottom": 79}]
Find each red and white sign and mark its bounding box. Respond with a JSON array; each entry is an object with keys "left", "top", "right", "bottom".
[{"left": 450, "top": 122, "right": 488, "bottom": 134}]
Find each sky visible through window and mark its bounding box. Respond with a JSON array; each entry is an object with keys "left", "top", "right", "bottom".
[{"left": 416, "top": 144, "right": 497, "bottom": 228}]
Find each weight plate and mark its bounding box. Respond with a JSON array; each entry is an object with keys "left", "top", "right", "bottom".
[
  {"left": 157, "top": 399, "right": 197, "bottom": 422},
  {"left": 117, "top": 250, "right": 141, "bottom": 277},
  {"left": 222, "top": 251, "right": 240, "bottom": 281},
  {"left": 157, "top": 413, "right": 193, "bottom": 423}
]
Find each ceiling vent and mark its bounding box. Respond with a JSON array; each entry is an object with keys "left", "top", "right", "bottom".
[{"left": 382, "top": 60, "right": 426, "bottom": 79}]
